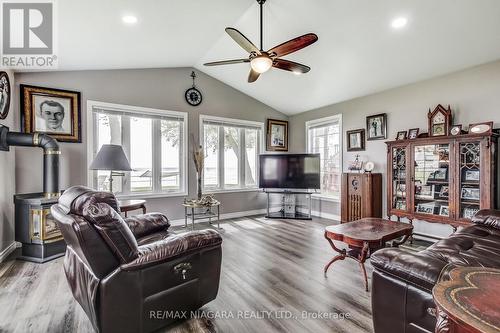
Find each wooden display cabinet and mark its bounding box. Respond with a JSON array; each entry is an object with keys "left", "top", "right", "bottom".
[{"left": 386, "top": 132, "right": 499, "bottom": 230}]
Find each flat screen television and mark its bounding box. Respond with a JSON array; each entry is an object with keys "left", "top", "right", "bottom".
[{"left": 259, "top": 154, "right": 321, "bottom": 189}]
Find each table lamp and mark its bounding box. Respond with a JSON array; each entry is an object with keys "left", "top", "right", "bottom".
[{"left": 89, "top": 144, "right": 132, "bottom": 192}]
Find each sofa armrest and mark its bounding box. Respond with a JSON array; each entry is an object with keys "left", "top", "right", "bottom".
[
  {"left": 472, "top": 209, "right": 500, "bottom": 229},
  {"left": 121, "top": 229, "right": 222, "bottom": 271},
  {"left": 370, "top": 248, "right": 452, "bottom": 292},
  {"left": 124, "top": 213, "right": 170, "bottom": 239}
]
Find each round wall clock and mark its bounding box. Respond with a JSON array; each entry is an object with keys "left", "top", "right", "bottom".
[
  {"left": 185, "top": 71, "right": 202, "bottom": 106},
  {"left": 0, "top": 71, "right": 11, "bottom": 120},
  {"left": 185, "top": 87, "right": 202, "bottom": 106}
]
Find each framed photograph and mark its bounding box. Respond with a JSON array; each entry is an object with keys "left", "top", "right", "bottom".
[
  {"left": 0, "top": 71, "right": 11, "bottom": 120},
  {"left": 434, "top": 168, "right": 448, "bottom": 180},
  {"left": 417, "top": 185, "right": 435, "bottom": 199},
  {"left": 461, "top": 187, "right": 480, "bottom": 201},
  {"left": 395, "top": 200, "right": 406, "bottom": 210},
  {"left": 464, "top": 170, "right": 480, "bottom": 182},
  {"left": 346, "top": 129, "right": 365, "bottom": 151},
  {"left": 266, "top": 119, "right": 288, "bottom": 151},
  {"left": 366, "top": 113, "right": 387, "bottom": 140},
  {"left": 439, "top": 186, "right": 449, "bottom": 198},
  {"left": 21, "top": 85, "right": 81, "bottom": 143},
  {"left": 408, "top": 128, "right": 419, "bottom": 139},
  {"left": 463, "top": 207, "right": 479, "bottom": 220},
  {"left": 469, "top": 121, "right": 493, "bottom": 135},
  {"left": 450, "top": 124, "right": 462, "bottom": 136},
  {"left": 439, "top": 206, "right": 449, "bottom": 217},
  {"left": 396, "top": 131, "right": 407, "bottom": 140},
  {"left": 417, "top": 203, "right": 435, "bottom": 215}
]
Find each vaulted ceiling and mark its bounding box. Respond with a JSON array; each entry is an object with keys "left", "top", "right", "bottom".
[{"left": 54, "top": 0, "right": 500, "bottom": 114}]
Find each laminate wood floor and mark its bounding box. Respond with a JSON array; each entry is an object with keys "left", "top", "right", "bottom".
[{"left": 0, "top": 216, "right": 375, "bottom": 333}]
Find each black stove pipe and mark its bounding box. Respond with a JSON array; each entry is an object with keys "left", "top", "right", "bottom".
[{"left": 0, "top": 125, "right": 60, "bottom": 198}]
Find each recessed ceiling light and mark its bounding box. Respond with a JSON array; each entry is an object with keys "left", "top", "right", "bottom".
[
  {"left": 122, "top": 15, "right": 138, "bottom": 25},
  {"left": 391, "top": 17, "right": 408, "bottom": 29}
]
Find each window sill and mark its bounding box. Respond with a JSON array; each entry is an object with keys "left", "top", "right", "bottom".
[
  {"left": 116, "top": 191, "right": 188, "bottom": 200},
  {"left": 311, "top": 194, "right": 341, "bottom": 203},
  {"left": 203, "top": 188, "right": 262, "bottom": 195}
]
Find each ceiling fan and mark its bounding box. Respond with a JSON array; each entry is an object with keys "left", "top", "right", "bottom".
[{"left": 204, "top": 0, "right": 318, "bottom": 83}]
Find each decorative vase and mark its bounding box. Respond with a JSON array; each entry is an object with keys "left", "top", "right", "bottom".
[{"left": 197, "top": 172, "right": 202, "bottom": 200}]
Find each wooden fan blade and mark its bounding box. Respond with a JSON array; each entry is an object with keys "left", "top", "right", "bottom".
[
  {"left": 225, "top": 28, "right": 260, "bottom": 54},
  {"left": 204, "top": 59, "right": 250, "bottom": 66},
  {"left": 248, "top": 69, "right": 261, "bottom": 83},
  {"left": 273, "top": 59, "right": 311, "bottom": 73},
  {"left": 267, "top": 33, "right": 318, "bottom": 58}
]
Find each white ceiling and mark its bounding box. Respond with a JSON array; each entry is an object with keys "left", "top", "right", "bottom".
[{"left": 54, "top": 0, "right": 500, "bottom": 115}]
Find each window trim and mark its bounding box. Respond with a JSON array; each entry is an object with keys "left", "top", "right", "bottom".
[
  {"left": 86, "top": 100, "right": 188, "bottom": 199},
  {"left": 199, "top": 114, "right": 264, "bottom": 193},
  {"left": 305, "top": 114, "right": 343, "bottom": 202}
]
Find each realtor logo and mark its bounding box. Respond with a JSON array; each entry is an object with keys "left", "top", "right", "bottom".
[{"left": 1, "top": 0, "right": 57, "bottom": 68}]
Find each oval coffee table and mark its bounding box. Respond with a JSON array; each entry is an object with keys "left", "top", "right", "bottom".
[{"left": 324, "top": 218, "right": 413, "bottom": 292}]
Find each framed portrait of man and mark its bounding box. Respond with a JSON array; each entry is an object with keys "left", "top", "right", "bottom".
[
  {"left": 266, "top": 119, "right": 288, "bottom": 151},
  {"left": 366, "top": 113, "right": 387, "bottom": 140},
  {"left": 21, "top": 85, "right": 81, "bottom": 142}
]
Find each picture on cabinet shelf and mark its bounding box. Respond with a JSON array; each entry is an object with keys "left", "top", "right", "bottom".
[
  {"left": 461, "top": 187, "right": 480, "bottom": 201},
  {"left": 463, "top": 207, "right": 479, "bottom": 219},
  {"left": 428, "top": 168, "right": 448, "bottom": 181},
  {"left": 439, "top": 186, "right": 449, "bottom": 198},
  {"left": 395, "top": 200, "right": 406, "bottom": 210},
  {"left": 417, "top": 203, "right": 436, "bottom": 214},
  {"left": 464, "top": 170, "right": 480, "bottom": 182},
  {"left": 439, "top": 206, "right": 449, "bottom": 217},
  {"left": 416, "top": 185, "right": 435, "bottom": 199},
  {"left": 397, "top": 169, "right": 406, "bottom": 180}
]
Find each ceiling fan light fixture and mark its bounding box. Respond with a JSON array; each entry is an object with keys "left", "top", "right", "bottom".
[{"left": 250, "top": 56, "right": 273, "bottom": 74}]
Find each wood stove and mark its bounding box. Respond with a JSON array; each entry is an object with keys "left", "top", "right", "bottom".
[{"left": 0, "top": 125, "right": 65, "bottom": 262}]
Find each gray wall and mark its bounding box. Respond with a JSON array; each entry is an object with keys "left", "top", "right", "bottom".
[
  {"left": 0, "top": 69, "right": 16, "bottom": 255},
  {"left": 14, "top": 68, "right": 287, "bottom": 220},
  {"left": 289, "top": 59, "right": 500, "bottom": 238}
]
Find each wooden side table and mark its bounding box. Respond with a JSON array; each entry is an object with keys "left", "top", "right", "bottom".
[
  {"left": 118, "top": 200, "right": 146, "bottom": 217},
  {"left": 433, "top": 267, "right": 500, "bottom": 333},
  {"left": 324, "top": 218, "right": 413, "bottom": 292}
]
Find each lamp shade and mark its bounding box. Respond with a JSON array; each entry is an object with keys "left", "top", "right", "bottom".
[{"left": 89, "top": 144, "right": 132, "bottom": 171}]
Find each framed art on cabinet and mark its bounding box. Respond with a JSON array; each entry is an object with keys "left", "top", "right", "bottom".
[{"left": 21, "top": 85, "right": 81, "bottom": 143}]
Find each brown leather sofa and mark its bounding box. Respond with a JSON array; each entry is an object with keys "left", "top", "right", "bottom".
[
  {"left": 51, "top": 186, "right": 223, "bottom": 333},
  {"left": 370, "top": 210, "right": 500, "bottom": 333}
]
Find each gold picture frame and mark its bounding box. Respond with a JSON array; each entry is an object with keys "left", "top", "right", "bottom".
[{"left": 21, "top": 85, "right": 81, "bottom": 143}]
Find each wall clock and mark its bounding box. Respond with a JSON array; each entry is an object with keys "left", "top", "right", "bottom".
[
  {"left": 0, "top": 71, "right": 11, "bottom": 120},
  {"left": 185, "top": 71, "right": 202, "bottom": 106},
  {"left": 428, "top": 104, "right": 452, "bottom": 137}
]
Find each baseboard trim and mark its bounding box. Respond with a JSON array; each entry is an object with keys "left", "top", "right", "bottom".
[
  {"left": 169, "top": 208, "right": 268, "bottom": 226},
  {"left": 297, "top": 208, "right": 340, "bottom": 221},
  {"left": 0, "top": 242, "right": 21, "bottom": 263}
]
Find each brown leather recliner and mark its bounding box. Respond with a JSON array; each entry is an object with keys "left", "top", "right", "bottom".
[
  {"left": 51, "top": 186, "right": 223, "bottom": 333},
  {"left": 370, "top": 210, "right": 500, "bottom": 333}
]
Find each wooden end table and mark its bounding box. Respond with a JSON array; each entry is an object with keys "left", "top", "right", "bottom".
[
  {"left": 324, "top": 218, "right": 413, "bottom": 292},
  {"left": 182, "top": 200, "right": 220, "bottom": 230},
  {"left": 433, "top": 267, "right": 500, "bottom": 333},
  {"left": 118, "top": 200, "right": 146, "bottom": 217}
]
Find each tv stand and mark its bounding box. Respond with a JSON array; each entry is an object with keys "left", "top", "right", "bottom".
[{"left": 264, "top": 190, "right": 312, "bottom": 220}]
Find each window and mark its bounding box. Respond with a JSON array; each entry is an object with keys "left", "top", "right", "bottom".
[
  {"left": 200, "top": 115, "right": 263, "bottom": 192},
  {"left": 306, "top": 115, "right": 342, "bottom": 200},
  {"left": 87, "top": 101, "right": 188, "bottom": 197}
]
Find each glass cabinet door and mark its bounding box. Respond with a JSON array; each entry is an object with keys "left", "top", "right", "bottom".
[
  {"left": 413, "top": 144, "right": 450, "bottom": 217},
  {"left": 391, "top": 147, "right": 407, "bottom": 210},
  {"left": 459, "top": 142, "right": 481, "bottom": 220}
]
